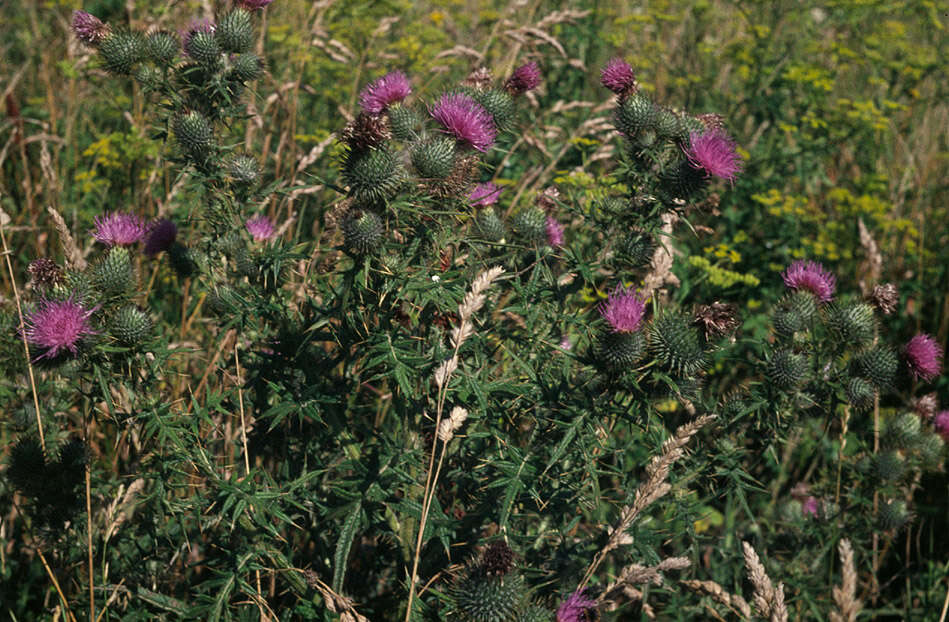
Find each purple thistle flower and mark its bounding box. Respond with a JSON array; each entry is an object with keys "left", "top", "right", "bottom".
[
  {"left": 933, "top": 411, "right": 949, "bottom": 442},
  {"left": 600, "top": 286, "right": 647, "bottom": 333},
  {"left": 802, "top": 496, "right": 820, "bottom": 518},
  {"left": 905, "top": 334, "right": 943, "bottom": 381},
  {"left": 359, "top": 70, "right": 412, "bottom": 115},
  {"left": 429, "top": 93, "right": 496, "bottom": 152},
  {"left": 685, "top": 129, "right": 743, "bottom": 182},
  {"left": 546, "top": 216, "right": 564, "bottom": 247},
  {"left": 93, "top": 212, "right": 146, "bottom": 247},
  {"left": 782, "top": 260, "right": 836, "bottom": 302},
  {"left": 143, "top": 219, "right": 178, "bottom": 257},
  {"left": 467, "top": 182, "right": 502, "bottom": 206},
  {"left": 505, "top": 61, "right": 541, "bottom": 94},
  {"left": 23, "top": 296, "right": 97, "bottom": 360},
  {"left": 556, "top": 590, "right": 598, "bottom": 622},
  {"left": 600, "top": 57, "right": 636, "bottom": 95},
  {"left": 181, "top": 19, "right": 215, "bottom": 55},
  {"left": 559, "top": 335, "right": 572, "bottom": 351},
  {"left": 238, "top": 0, "right": 275, "bottom": 8},
  {"left": 245, "top": 215, "right": 275, "bottom": 241},
  {"left": 72, "top": 10, "right": 109, "bottom": 46}
]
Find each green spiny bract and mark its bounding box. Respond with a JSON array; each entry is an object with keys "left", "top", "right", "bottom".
[
  {"left": 827, "top": 301, "right": 877, "bottom": 347},
  {"left": 229, "top": 52, "right": 263, "bottom": 82},
  {"left": 185, "top": 30, "right": 221, "bottom": 67},
  {"left": 615, "top": 93, "right": 656, "bottom": 137},
  {"left": 6, "top": 437, "right": 47, "bottom": 495},
  {"left": 616, "top": 231, "right": 656, "bottom": 267},
  {"left": 387, "top": 103, "right": 421, "bottom": 141},
  {"left": 411, "top": 137, "right": 456, "bottom": 179},
  {"left": 783, "top": 290, "right": 819, "bottom": 323},
  {"left": 448, "top": 569, "right": 526, "bottom": 622},
  {"left": 341, "top": 147, "right": 404, "bottom": 204},
  {"left": 216, "top": 9, "right": 253, "bottom": 53},
  {"left": 845, "top": 376, "right": 876, "bottom": 412},
  {"left": 92, "top": 247, "right": 134, "bottom": 296},
  {"left": 673, "top": 114, "right": 705, "bottom": 143},
  {"left": 511, "top": 207, "right": 547, "bottom": 246},
  {"left": 519, "top": 604, "right": 554, "bottom": 622},
  {"left": 853, "top": 346, "right": 898, "bottom": 390},
  {"left": 654, "top": 106, "right": 681, "bottom": 140},
  {"left": 916, "top": 432, "right": 945, "bottom": 470},
  {"left": 648, "top": 310, "right": 707, "bottom": 376},
  {"left": 872, "top": 451, "right": 905, "bottom": 483},
  {"left": 661, "top": 158, "right": 708, "bottom": 199},
  {"left": 228, "top": 154, "right": 260, "bottom": 185},
  {"left": 173, "top": 111, "right": 213, "bottom": 158},
  {"left": 598, "top": 331, "right": 645, "bottom": 374},
  {"left": 474, "top": 208, "right": 506, "bottom": 242},
  {"left": 112, "top": 306, "right": 152, "bottom": 347},
  {"left": 168, "top": 243, "right": 197, "bottom": 277},
  {"left": 772, "top": 309, "right": 805, "bottom": 340},
  {"left": 767, "top": 349, "right": 809, "bottom": 391},
  {"left": 99, "top": 29, "right": 146, "bottom": 75},
  {"left": 475, "top": 89, "right": 515, "bottom": 130},
  {"left": 145, "top": 31, "right": 179, "bottom": 66},
  {"left": 133, "top": 65, "right": 163, "bottom": 90},
  {"left": 55, "top": 270, "right": 97, "bottom": 307},
  {"left": 877, "top": 499, "right": 910, "bottom": 531},
  {"left": 882, "top": 413, "right": 921, "bottom": 451},
  {"left": 342, "top": 209, "right": 384, "bottom": 256}
]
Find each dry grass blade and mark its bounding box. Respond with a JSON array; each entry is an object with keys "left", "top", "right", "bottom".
[
  {"left": 830, "top": 539, "right": 861, "bottom": 622},
  {"left": 579, "top": 414, "right": 717, "bottom": 590},
  {"left": 47, "top": 205, "right": 86, "bottom": 270},
  {"left": 742, "top": 541, "right": 787, "bottom": 622},
  {"left": 681, "top": 579, "right": 753, "bottom": 619},
  {"left": 304, "top": 570, "right": 370, "bottom": 622}
]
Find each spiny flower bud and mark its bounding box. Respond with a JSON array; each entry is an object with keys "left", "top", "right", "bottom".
[
  {"left": 411, "top": 137, "right": 456, "bottom": 179},
  {"left": 772, "top": 308, "right": 805, "bottom": 339},
  {"left": 827, "top": 301, "right": 876, "bottom": 347},
  {"left": 868, "top": 282, "right": 898, "bottom": 315},
  {"left": 145, "top": 31, "right": 179, "bottom": 66},
  {"left": 877, "top": 499, "right": 909, "bottom": 531},
  {"left": 648, "top": 310, "right": 707, "bottom": 376},
  {"left": 342, "top": 147, "right": 404, "bottom": 203},
  {"left": 783, "top": 290, "right": 819, "bottom": 322},
  {"left": 386, "top": 103, "right": 421, "bottom": 141},
  {"left": 616, "top": 231, "right": 655, "bottom": 268},
  {"left": 767, "top": 349, "right": 808, "bottom": 391},
  {"left": 845, "top": 376, "right": 876, "bottom": 412},
  {"left": 882, "top": 413, "right": 921, "bottom": 450},
  {"left": 511, "top": 206, "right": 547, "bottom": 246},
  {"left": 481, "top": 541, "right": 515, "bottom": 576},
  {"left": 99, "top": 29, "right": 146, "bottom": 75},
  {"left": 28, "top": 259, "right": 63, "bottom": 289},
  {"left": 449, "top": 566, "right": 526, "bottom": 622},
  {"left": 473, "top": 208, "right": 505, "bottom": 242},
  {"left": 614, "top": 94, "right": 656, "bottom": 137},
  {"left": 661, "top": 158, "right": 708, "bottom": 198},
  {"left": 342, "top": 112, "right": 392, "bottom": 151},
  {"left": 168, "top": 243, "right": 197, "bottom": 277},
  {"left": 7, "top": 437, "right": 47, "bottom": 495},
  {"left": 112, "top": 305, "right": 151, "bottom": 346},
  {"left": 520, "top": 603, "right": 554, "bottom": 622},
  {"left": 216, "top": 8, "right": 253, "bottom": 53},
  {"left": 475, "top": 89, "right": 515, "bottom": 130},
  {"left": 854, "top": 346, "right": 898, "bottom": 390},
  {"left": 917, "top": 432, "right": 945, "bottom": 470},
  {"left": 342, "top": 209, "right": 384, "bottom": 256},
  {"left": 872, "top": 451, "right": 905, "bottom": 483},
  {"left": 173, "top": 111, "right": 213, "bottom": 158},
  {"left": 229, "top": 52, "right": 263, "bottom": 82},
  {"left": 92, "top": 246, "right": 134, "bottom": 296},
  {"left": 228, "top": 154, "right": 260, "bottom": 185},
  {"left": 597, "top": 331, "right": 646, "bottom": 374},
  {"left": 182, "top": 19, "right": 219, "bottom": 66},
  {"left": 655, "top": 106, "right": 681, "bottom": 140},
  {"left": 134, "top": 65, "right": 163, "bottom": 90}
]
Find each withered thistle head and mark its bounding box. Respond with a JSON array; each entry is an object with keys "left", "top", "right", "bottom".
[
  {"left": 868, "top": 282, "right": 898, "bottom": 315},
  {"left": 427, "top": 154, "right": 479, "bottom": 198},
  {"left": 535, "top": 186, "right": 560, "bottom": 211},
  {"left": 481, "top": 541, "right": 515, "bottom": 576},
  {"left": 28, "top": 259, "right": 63, "bottom": 289},
  {"left": 697, "top": 113, "right": 725, "bottom": 131},
  {"left": 463, "top": 66, "right": 494, "bottom": 91},
  {"left": 341, "top": 112, "right": 392, "bottom": 151},
  {"left": 912, "top": 392, "right": 938, "bottom": 419},
  {"left": 693, "top": 302, "right": 740, "bottom": 340}
]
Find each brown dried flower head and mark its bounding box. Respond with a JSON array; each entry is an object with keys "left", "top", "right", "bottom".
[
  {"left": 535, "top": 186, "right": 560, "bottom": 212},
  {"left": 912, "top": 392, "right": 938, "bottom": 420},
  {"left": 28, "top": 258, "right": 64, "bottom": 289},
  {"left": 868, "top": 282, "right": 898, "bottom": 315},
  {"left": 341, "top": 112, "right": 392, "bottom": 151},
  {"left": 462, "top": 67, "right": 494, "bottom": 91},
  {"left": 481, "top": 540, "right": 515, "bottom": 576},
  {"left": 693, "top": 302, "right": 740, "bottom": 340}
]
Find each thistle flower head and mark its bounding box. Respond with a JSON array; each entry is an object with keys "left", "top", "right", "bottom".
[
  {"left": 869, "top": 282, "right": 898, "bottom": 315},
  {"left": 359, "top": 70, "right": 411, "bottom": 115},
  {"left": 144, "top": 219, "right": 178, "bottom": 256},
  {"left": 545, "top": 216, "right": 564, "bottom": 247},
  {"left": 802, "top": 496, "right": 820, "bottom": 518},
  {"left": 23, "top": 296, "right": 97, "bottom": 360},
  {"left": 934, "top": 411, "right": 949, "bottom": 441},
  {"left": 600, "top": 286, "right": 647, "bottom": 333},
  {"left": 556, "top": 590, "right": 598, "bottom": 622},
  {"left": 72, "top": 10, "right": 109, "bottom": 46},
  {"left": 505, "top": 61, "right": 541, "bottom": 94},
  {"left": 93, "top": 212, "right": 146, "bottom": 247},
  {"left": 238, "top": 0, "right": 275, "bottom": 8},
  {"left": 429, "top": 93, "right": 496, "bottom": 152},
  {"left": 685, "top": 129, "right": 743, "bottom": 182},
  {"left": 467, "top": 182, "right": 502, "bottom": 206},
  {"left": 905, "top": 334, "right": 943, "bottom": 381},
  {"left": 782, "top": 260, "right": 836, "bottom": 302},
  {"left": 913, "top": 393, "right": 938, "bottom": 419},
  {"left": 28, "top": 258, "right": 63, "bottom": 289},
  {"left": 181, "top": 19, "right": 215, "bottom": 53},
  {"left": 600, "top": 57, "right": 636, "bottom": 95},
  {"left": 245, "top": 215, "right": 275, "bottom": 241}
]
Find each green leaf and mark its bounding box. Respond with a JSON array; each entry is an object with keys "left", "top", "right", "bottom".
[{"left": 332, "top": 500, "right": 362, "bottom": 591}]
